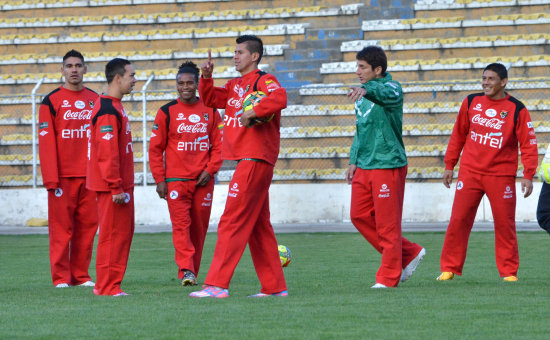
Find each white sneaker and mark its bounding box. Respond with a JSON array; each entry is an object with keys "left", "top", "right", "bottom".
[
  {"left": 371, "top": 283, "right": 387, "bottom": 289},
  {"left": 78, "top": 281, "right": 95, "bottom": 287},
  {"left": 55, "top": 283, "right": 69, "bottom": 288},
  {"left": 401, "top": 248, "right": 426, "bottom": 282}
]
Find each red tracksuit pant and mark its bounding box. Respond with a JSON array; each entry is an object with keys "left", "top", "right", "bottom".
[
  {"left": 94, "top": 189, "right": 135, "bottom": 295},
  {"left": 167, "top": 179, "right": 214, "bottom": 279},
  {"left": 204, "top": 160, "right": 287, "bottom": 294},
  {"left": 440, "top": 170, "right": 518, "bottom": 276},
  {"left": 47, "top": 177, "right": 98, "bottom": 286},
  {"left": 350, "top": 166, "right": 423, "bottom": 287}
]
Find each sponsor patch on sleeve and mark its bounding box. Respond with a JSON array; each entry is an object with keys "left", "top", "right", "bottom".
[
  {"left": 100, "top": 125, "right": 113, "bottom": 133},
  {"left": 152, "top": 123, "right": 159, "bottom": 130},
  {"left": 530, "top": 139, "right": 537, "bottom": 145},
  {"left": 527, "top": 122, "right": 533, "bottom": 128},
  {"left": 39, "top": 122, "right": 48, "bottom": 129},
  {"left": 217, "top": 123, "right": 224, "bottom": 129},
  {"left": 265, "top": 79, "right": 280, "bottom": 92}
]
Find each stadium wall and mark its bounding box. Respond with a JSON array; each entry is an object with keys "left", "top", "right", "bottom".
[{"left": 0, "top": 183, "right": 542, "bottom": 226}]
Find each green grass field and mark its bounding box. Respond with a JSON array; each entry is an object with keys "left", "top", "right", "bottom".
[{"left": 2, "top": 231, "right": 550, "bottom": 339}]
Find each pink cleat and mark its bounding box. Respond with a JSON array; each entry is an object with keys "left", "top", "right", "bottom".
[
  {"left": 189, "top": 285, "right": 229, "bottom": 298},
  {"left": 248, "top": 290, "right": 288, "bottom": 297}
]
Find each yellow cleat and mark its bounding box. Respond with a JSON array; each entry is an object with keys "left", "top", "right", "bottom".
[
  {"left": 503, "top": 276, "right": 518, "bottom": 282},
  {"left": 436, "top": 272, "right": 454, "bottom": 281}
]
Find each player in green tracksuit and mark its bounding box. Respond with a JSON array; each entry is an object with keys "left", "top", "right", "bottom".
[{"left": 346, "top": 46, "right": 425, "bottom": 288}]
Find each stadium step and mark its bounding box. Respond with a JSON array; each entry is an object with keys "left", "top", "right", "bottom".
[
  {"left": 283, "top": 48, "right": 342, "bottom": 62},
  {"left": 305, "top": 27, "right": 363, "bottom": 41}
]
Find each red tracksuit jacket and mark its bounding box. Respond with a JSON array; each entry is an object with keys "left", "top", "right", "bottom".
[
  {"left": 148, "top": 97, "right": 223, "bottom": 183},
  {"left": 198, "top": 69, "right": 286, "bottom": 165},
  {"left": 444, "top": 93, "right": 538, "bottom": 180},
  {"left": 86, "top": 94, "right": 134, "bottom": 194},
  {"left": 38, "top": 86, "right": 98, "bottom": 189}
]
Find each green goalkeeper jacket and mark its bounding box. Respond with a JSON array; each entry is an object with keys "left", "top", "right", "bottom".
[{"left": 349, "top": 72, "right": 408, "bottom": 169}]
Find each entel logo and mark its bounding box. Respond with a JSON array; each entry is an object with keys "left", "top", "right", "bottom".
[
  {"left": 456, "top": 181, "right": 463, "bottom": 190},
  {"left": 470, "top": 131, "right": 503, "bottom": 149},
  {"left": 61, "top": 100, "right": 71, "bottom": 108},
  {"left": 473, "top": 103, "right": 483, "bottom": 112},
  {"left": 380, "top": 184, "right": 390, "bottom": 192},
  {"left": 177, "top": 113, "right": 186, "bottom": 120},
  {"left": 126, "top": 142, "right": 133, "bottom": 154},
  {"left": 61, "top": 124, "right": 90, "bottom": 139},
  {"left": 231, "top": 183, "right": 239, "bottom": 191}
]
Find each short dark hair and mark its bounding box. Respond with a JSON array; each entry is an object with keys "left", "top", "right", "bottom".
[
  {"left": 105, "top": 58, "right": 131, "bottom": 84},
  {"left": 356, "top": 46, "right": 387, "bottom": 74},
  {"left": 236, "top": 35, "right": 263, "bottom": 63},
  {"left": 483, "top": 63, "right": 508, "bottom": 80},
  {"left": 177, "top": 61, "right": 199, "bottom": 84},
  {"left": 63, "top": 49, "right": 84, "bottom": 64}
]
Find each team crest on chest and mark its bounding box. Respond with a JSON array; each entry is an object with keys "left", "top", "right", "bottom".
[{"left": 500, "top": 111, "right": 508, "bottom": 119}]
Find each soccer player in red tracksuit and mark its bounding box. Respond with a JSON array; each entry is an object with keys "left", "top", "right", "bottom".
[
  {"left": 38, "top": 50, "right": 98, "bottom": 288},
  {"left": 149, "top": 61, "right": 223, "bottom": 286},
  {"left": 87, "top": 58, "right": 137, "bottom": 296},
  {"left": 437, "top": 63, "right": 538, "bottom": 282},
  {"left": 190, "top": 35, "right": 288, "bottom": 298}
]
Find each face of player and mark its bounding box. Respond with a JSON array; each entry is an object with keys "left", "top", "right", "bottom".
[
  {"left": 61, "top": 57, "right": 87, "bottom": 89},
  {"left": 119, "top": 64, "right": 137, "bottom": 95},
  {"left": 234, "top": 42, "right": 259, "bottom": 75},
  {"left": 176, "top": 73, "right": 197, "bottom": 104},
  {"left": 482, "top": 69, "right": 507, "bottom": 100},
  {"left": 356, "top": 60, "right": 382, "bottom": 84}
]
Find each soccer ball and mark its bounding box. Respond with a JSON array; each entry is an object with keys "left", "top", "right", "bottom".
[
  {"left": 278, "top": 244, "right": 291, "bottom": 267},
  {"left": 242, "top": 91, "right": 274, "bottom": 125}
]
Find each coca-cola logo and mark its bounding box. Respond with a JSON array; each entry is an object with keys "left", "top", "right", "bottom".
[
  {"left": 471, "top": 114, "right": 504, "bottom": 130},
  {"left": 177, "top": 122, "right": 207, "bottom": 133},
  {"left": 63, "top": 109, "right": 92, "bottom": 120},
  {"left": 227, "top": 97, "right": 243, "bottom": 109}
]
